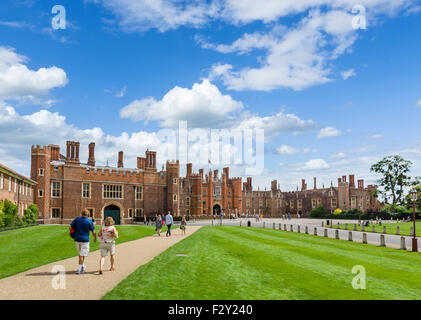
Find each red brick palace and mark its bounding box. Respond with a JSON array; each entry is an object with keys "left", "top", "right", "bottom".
[{"left": 30, "top": 141, "right": 379, "bottom": 224}]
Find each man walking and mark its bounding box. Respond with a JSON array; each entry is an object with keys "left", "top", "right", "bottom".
[
  {"left": 70, "top": 209, "right": 96, "bottom": 274},
  {"left": 166, "top": 211, "right": 173, "bottom": 237}
]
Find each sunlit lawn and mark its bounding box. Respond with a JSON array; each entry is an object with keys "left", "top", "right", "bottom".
[{"left": 331, "top": 221, "right": 421, "bottom": 236}]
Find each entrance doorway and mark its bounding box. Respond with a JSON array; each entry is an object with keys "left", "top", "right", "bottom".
[
  {"left": 104, "top": 204, "right": 121, "bottom": 225},
  {"left": 213, "top": 204, "right": 221, "bottom": 216}
]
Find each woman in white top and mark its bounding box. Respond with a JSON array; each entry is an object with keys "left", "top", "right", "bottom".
[{"left": 98, "top": 216, "right": 119, "bottom": 275}]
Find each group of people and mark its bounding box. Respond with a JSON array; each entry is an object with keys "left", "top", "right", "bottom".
[
  {"left": 70, "top": 209, "right": 118, "bottom": 275},
  {"left": 69, "top": 209, "right": 187, "bottom": 275}
]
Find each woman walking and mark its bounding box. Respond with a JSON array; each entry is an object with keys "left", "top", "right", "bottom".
[
  {"left": 180, "top": 215, "right": 187, "bottom": 235},
  {"left": 98, "top": 216, "right": 118, "bottom": 275},
  {"left": 155, "top": 213, "right": 162, "bottom": 236}
]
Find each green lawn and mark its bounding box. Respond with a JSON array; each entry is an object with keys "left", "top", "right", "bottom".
[
  {"left": 331, "top": 221, "right": 421, "bottom": 236},
  {"left": 0, "top": 224, "right": 171, "bottom": 279},
  {"left": 103, "top": 226, "right": 421, "bottom": 300}
]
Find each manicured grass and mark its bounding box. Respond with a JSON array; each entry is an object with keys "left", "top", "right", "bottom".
[
  {"left": 331, "top": 221, "right": 421, "bottom": 236},
  {"left": 0, "top": 224, "right": 171, "bottom": 279},
  {"left": 103, "top": 226, "right": 421, "bottom": 300}
]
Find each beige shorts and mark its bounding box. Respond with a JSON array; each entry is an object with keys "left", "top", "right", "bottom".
[
  {"left": 100, "top": 242, "right": 116, "bottom": 257},
  {"left": 76, "top": 242, "right": 90, "bottom": 257}
]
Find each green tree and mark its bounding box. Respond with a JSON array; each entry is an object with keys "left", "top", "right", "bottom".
[
  {"left": 2, "top": 199, "right": 20, "bottom": 227},
  {"left": 370, "top": 155, "right": 414, "bottom": 205},
  {"left": 405, "top": 184, "right": 421, "bottom": 211},
  {"left": 0, "top": 200, "right": 5, "bottom": 228},
  {"left": 23, "top": 204, "right": 39, "bottom": 225},
  {"left": 310, "top": 205, "right": 329, "bottom": 218}
]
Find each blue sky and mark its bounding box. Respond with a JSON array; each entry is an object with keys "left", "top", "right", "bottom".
[{"left": 0, "top": 0, "right": 420, "bottom": 191}]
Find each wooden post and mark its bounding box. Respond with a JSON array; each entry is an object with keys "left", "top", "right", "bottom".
[
  {"left": 324, "top": 229, "right": 328, "bottom": 237},
  {"left": 345, "top": 223, "right": 348, "bottom": 230},
  {"left": 305, "top": 226, "right": 308, "bottom": 234},
  {"left": 279, "top": 223, "right": 281, "bottom": 230},
  {"left": 362, "top": 225, "right": 365, "bottom": 232},
  {"left": 383, "top": 226, "right": 387, "bottom": 234},
  {"left": 354, "top": 224, "right": 357, "bottom": 231},
  {"left": 212, "top": 220, "right": 214, "bottom": 226},
  {"left": 284, "top": 224, "right": 287, "bottom": 231},
  {"left": 396, "top": 226, "right": 400, "bottom": 235},
  {"left": 321, "top": 221, "right": 324, "bottom": 227},
  {"left": 348, "top": 231, "right": 353, "bottom": 241},
  {"left": 363, "top": 233, "right": 367, "bottom": 244},
  {"left": 297, "top": 225, "right": 301, "bottom": 233},
  {"left": 314, "top": 227, "right": 317, "bottom": 236},
  {"left": 273, "top": 222, "right": 275, "bottom": 229},
  {"left": 337, "top": 222, "right": 340, "bottom": 229},
  {"left": 335, "top": 229, "right": 339, "bottom": 239},
  {"left": 240, "top": 220, "right": 242, "bottom": 227},
  {"left": 290, "top": 225, "right": 293, "bottom": 232},
  {"left": 263, "top": 222, "right": 266, "bottom": 228},
  {"left": 372, "top": 225, "right": 376, "bottom": 233},
  {"left": 410, "top": 226, "right": 414, "bottom": 237}
]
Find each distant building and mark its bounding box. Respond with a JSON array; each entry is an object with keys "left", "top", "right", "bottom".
[
  {"left": 0, "top": 163, "right": 37, "bottom": 216},
  {"left": 242, "top": 176, "right": 380, "bottom": 217}
]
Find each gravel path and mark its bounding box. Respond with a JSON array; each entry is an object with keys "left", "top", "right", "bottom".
[{"left": 0, "top": 226, "right": 201, "bottom": 300}]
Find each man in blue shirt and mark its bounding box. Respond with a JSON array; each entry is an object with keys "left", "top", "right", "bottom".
[
  {"left": 165, "top": 211, "right": 173, "bottom": 237},
  {"left": 70, "top": 210, "right": 97, "bottom": 274}
]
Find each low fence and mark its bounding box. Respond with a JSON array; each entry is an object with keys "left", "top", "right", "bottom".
[{"left": 209, "top": 219, "right": 419, "bottom": 253}]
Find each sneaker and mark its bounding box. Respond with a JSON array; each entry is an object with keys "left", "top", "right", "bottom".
[{"left": 99, "top": 270, "right": 103, "bottom": 275}]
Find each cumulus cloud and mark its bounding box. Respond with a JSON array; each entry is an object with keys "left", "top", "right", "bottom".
[
  {"left": 300, "top": 159, "right": 330, "bottom": 171},
  {"left": 120, "top": 80, "right": 244, "bottom": 128},
  {"left": 341, "top": 68, "right": 356, "bottom": 80},
  {"left": 277, "top": 145, "right": 300, "bottom": 155},
  {"left": 208, "top": 10, "right": 358, "bottom": 91},
  {"left": 331, "top": 152, "right": 346, "bottom": 159},
  {"left": 0, "top": 46, "right": 68, "bottom": 104},
  {"left": 318, "top": 126, "right": 341, "bottom": 138}
]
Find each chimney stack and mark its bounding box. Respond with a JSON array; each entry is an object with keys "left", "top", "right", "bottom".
[
  {"left": 88, "top": 143, "right": 95, "bottom": 166},
  {"left": 342, "top": 175, "right": 347, "bottom": 183},
  {"left": 199, "top": 169, "right": 204, "bottom": 179},
  {"left": 118, "top": 151, "right": 124, "bottom": 168},
  {"left": 271, "top": 180, "right": 278, "bottom": 192},
  {"left": 223, "top": 167, "right": 229, "bottom": 180},
  {"left": 358, "top": 179, "right": 364, "bottom": 189},
  {"left": 66, "top": 141, "right": 80, "bottom": 162},
  {"left": 314, "top": 177, "right": 317, "bottom": 190},
  {"left": 301, "top": 179, "right": 307, "bottom": 191},
  {"left": 186, "top": 163, "right": 192, "bottom": 178},
  {"left": 214, "top": 170, "right": 218, "bottom": 179},
  {"left": 349, "top": 174, "right": 355, "bottom": 188},
  {"left": 338, "top": 177, "right": 342, "bottom": 185}
]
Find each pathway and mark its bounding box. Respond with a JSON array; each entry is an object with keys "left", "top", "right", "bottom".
[{"left": 0, "top": 226, "right": 201, "bottom": 300}]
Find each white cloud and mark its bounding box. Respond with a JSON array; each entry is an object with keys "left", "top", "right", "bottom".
[
  {"left": 233, "top": 110, "right": 317, "bottom": 140},
  {"left": 120, "top": 80, "right": 243, "bottom": 128},
  {"left": 331, "top": 152, "right": 346, "bottom": 159},
  {"left": 318, "top": 126, "right": 341, "bottom": 138},
  {"left": 367, "top": 134, "right": 384, "bottom": 139},
  {"left": 341, "top": 68, "right": 356, "bottom": 80},
  {"left": 208, "top": 10, "right": 357, "bottom": 91},
  {"left": 88, "top": 0, "right": 218, "bottom": 32},
  {"left": 300, "top": 159, "right": 330, "bottom": 171},
  {"left": 277, "top": 145, "right": 300, "bottom": 155},
  {"left": 0, "top": 46, "right": 68, "bottom": 104}
]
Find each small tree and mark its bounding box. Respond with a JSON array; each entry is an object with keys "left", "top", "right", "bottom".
[
  {"left": 3, "top": 199, "right": 20, "bottom": 227},
  {"left": 310, "top": 205, "right": 329, "bottom": 218},
  {"left": 23, "top": 204, "right": 39, "bottom": 225},
  {"left": 0, "top": 200, "right": 5, "bottom": 228},
  {"left": 370, "top": 155, "right": 414, "bottom": 206}
]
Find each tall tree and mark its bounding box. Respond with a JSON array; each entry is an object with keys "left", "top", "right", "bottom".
[{"left": 370, "top": 155, "right": 413, "bottom": 205}]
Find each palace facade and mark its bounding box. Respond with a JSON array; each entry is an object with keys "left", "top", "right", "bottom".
[
  {"left": 0, "top": 163, "right": 37, "bottom": 216},
  {"left": 31, "top": 141, "right": 379, "bottom": 224}
]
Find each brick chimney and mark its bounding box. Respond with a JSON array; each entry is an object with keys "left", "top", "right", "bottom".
[
  {"left": 358, "top": 179, "right": 364, "bottom": 189},
  {"left": 88, "top": 143, "right": 95, "bottom": 167},
  {"left": 271, "top": 180, "right": 278, "bottom": 192},
  {"left": 66, "top": 141, "right": 80, "bottom": 162},
  {"left": 118, "top": 151, "right": 124, "bottom": 168},
  {"left": 223, "top": 167, "right": 229, "bottom": 180},
  {"left": 301, "top": 179, "right": 306, "bottom": 191},
  {"left": 199, "top": 169, "right": 204, "bottom": 179},
  {"left": 338, "top": 177, "right": 342, "bottom": 185},
  {"left": 186, "top": 163, "right": 192, "bottom": 178},
  {"left": 313, "top": 177, "right": 317, "bottom": 190},
  {"left": 349, "top": 174, "right": 355, "bottom": 188},
  {"left": 214, "top": 170, "right": 218, "bottom": 179},
  {"left": 342, "top": 175, "right": 347, "bottom": 183}
]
